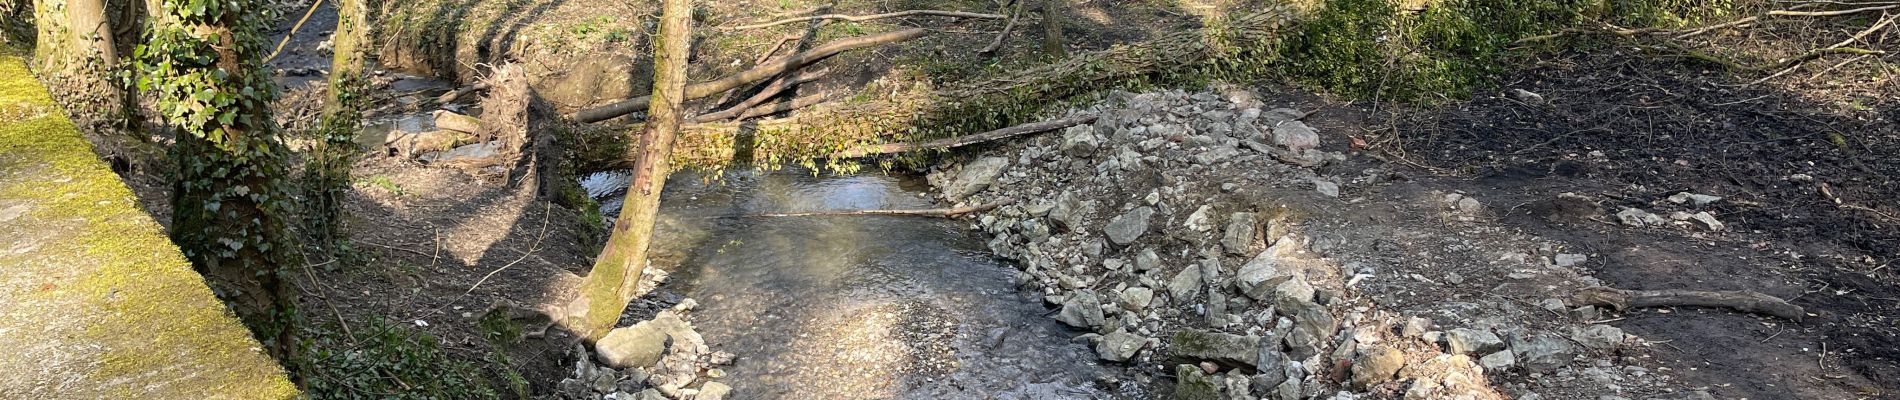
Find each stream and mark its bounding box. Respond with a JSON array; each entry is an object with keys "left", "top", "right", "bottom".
[{"left": 584, "top": 169, "right": 1137, "bottom": 399}]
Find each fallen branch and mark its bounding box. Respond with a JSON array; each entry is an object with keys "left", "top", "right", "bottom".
[
  {"left": 264, "top": 0, "right": 326, "bottom": 62},
  {"left": 753, "top": 198, "right": 1015, "bottom": 217},
  {"left": 725, "top": 9, "right": 1005, "bottom": 31},
  {"left": 436, "top": 82, "right": 491, "bottom": 104},
  {"left": 1768, "top": 4, "right": 1899, "bottom": 16},
  {"left": 1573, "top": 286, "right": 1806, "bottom": 321},
  {"left": 979, "top": 0, "right": 1024, "bottom": 54},
  {"left": 692, "top": 68, "right": 829, "bottom": 123},
  {"left": 731, "top": 92, "right": 832, "bottom": 120},
  {"left": 829, "top": 115, "right": 1097, "bottom": 158},
  {"left": 571, "top": 28, "right": 929, "bottom": 123}
]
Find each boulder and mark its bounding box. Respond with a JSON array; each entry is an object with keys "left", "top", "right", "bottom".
[
  {"left": 1105, "top": 206, "right": 1156, "bottom": 245},
  {"left": 1478, "top": 350, "right": 1515, "bottom": 371},
  {"left": 1061, "top": 125, "right": 1101, "bottom": 157},
  {"left": 1171, "top": 329, "right": 1260, "bottom": 368},
  {"left": 1097, "top": 330, "right": 1149, "bottom": 362},
  {"left": 1174, "top": 364, "right": 1224, "bottom": 400},
  {"left": 696, "top": 382, "right": 731, "bottom": 400},
  {"left": 596, "top": 312, "right": 696, "bottom": 369},
  {"left": 1119, "top": 287, "right": 1155, "bottom": 313},
  {"left": 1444, "top": 328, "right": 1505, "bottom": 355},
  {"left": 1569, "top": 325, "right": 1626, "bottom": 349},
  {"left": 1056, "top": 290, "right": 1107, "bottom": 329},
  {"left": 1234, "top": 252, "right": 1294, "bottom": 301},
  {"left": 1271, "top": 121, "right": 1320, "bottom": 152},
  {"left": 1351, "top": 346, "right": 1405, "bottom": 389},
  {"left": 1049, "top": 193, "right": 1086, "bottom": 231},
  {"left": 1169, "top": 263, "right": 1205, "bottom": 302},
  {"left": 1510, "top": 334, "right": 1577, "bottom": 372},
  {"left": 1134, "top": 248, "right": 1160, "bottom": 272},
  {"left": 942, "top": 157, "right": 1010, "bottom": 201},
  {"left": 1221, "top": 212, "right": 1257, "bottom": 255}
]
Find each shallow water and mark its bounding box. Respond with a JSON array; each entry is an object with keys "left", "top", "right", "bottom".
[{"left": 585, "top": 169, "right": 1132, "bottom": 399}]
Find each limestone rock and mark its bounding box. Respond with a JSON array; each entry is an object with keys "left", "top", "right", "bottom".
[
  {"left": 1221, "top": 212, "right": 1256, "bottom": 255},
  {"left": 1271, "top": 121, "right": 1319, "bottom": 152},
  {"left": 596, "top": 312, "right": 696, "bottom": 369},
  {"left": 1174, "top": 364, "right": 1223, "bottom": 400},
  {"left": 1510, "top": 334, "right": 1577, "bottom": 372},
  {"left": 1478, "top": 350, "right": 1515, "bottom": 371},
  {"left": 1569, "top": 325, "right": 1626, "bottom": 349},
  {"left": 1096, "top": 330, "right": 1149, "bottom": 362},
  {"left": 1169, "top": 263, "right": 1204, "bottom": 302},
  {"left": 1444, "top": 328, "right": 1505, "bottom": 355},
  {"left": 1056, "top": 290, "right": 1107, "bottom": 329},
  {"left": 1351, "top": 346, "right": 1405, "bottom": 389},
  {"left": 943, "top": 157, "right": 1010, "bottom": 201},
  {"left": 1170, "top": 329, "right": 1260, "bottom": 368},
  {"left": 1118, "top": 287, "right": 1155, "bottom": 313},
  {"left": 696, "top": 382, "right": 731, "bottom": 400},
  {"left": 1061, "top": 125, "right": 1101, "bottom": 157},
  {"left": 1105, "top": 206, "right": 1156, "bottom": 245}
]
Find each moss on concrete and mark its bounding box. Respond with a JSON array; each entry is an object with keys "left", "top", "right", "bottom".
[{"left": 0, "top": 46, "right": 297, "bottom": 399}]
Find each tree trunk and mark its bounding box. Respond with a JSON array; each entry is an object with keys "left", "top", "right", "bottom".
[
  {"left": 562, "top": 0, "right": 693, "bottom": 341},
  {"left": 305, "top": 0, "right": 370, "bottom": 250},
  {"left": 33, "top": 0, "right": 126, "bottom": 133},
  {"left": 1041, "top": 0, "right": 1065, "bottom": 57},
  {"left": 142, "top": 0, "right": 301, "bottom": 364}
]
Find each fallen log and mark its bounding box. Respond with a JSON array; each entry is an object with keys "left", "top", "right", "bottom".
[
  {"left": 571, "top": 28, "right": 929, "bottom": 123},
  {"left": 433, "top": 110, "right": 485, "bottom": 133},
  {"left": 829, "top": 115, "right": 1096, "bottom": 158},
  {"left": 725, "top": 10, "right": 1005, "bottom": 31},
  {"left": 979, "top": 0, "right": 1023, "bottom": 54},
  {"left": 692, "top": 68, "right": 828, "bottom": 123},
  {"left": 1573, "top": 286, "right": 1806, "bottom": 321},
  {"left": 752, "top": 198, "right": 1014, "bottom": 217},
  {"left": 436, "top": 82, "right": 491, "bottom": 104}
]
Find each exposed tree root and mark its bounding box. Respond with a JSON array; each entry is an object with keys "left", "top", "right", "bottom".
[
  {"left": 752, "top": 198, "right": 1015, "bottom": 218},
  {"left": 1573, "top": 286, "right": 1807, "bottom": 321},
  {"left": 829, "top": 115, "right": 1097, "bottom": 158},
  {"left": 571, "top": 28, "right": 929, "bottom": 123},
  {"left": 724, "top": 9, "right": 1006, "bottom": 31}
]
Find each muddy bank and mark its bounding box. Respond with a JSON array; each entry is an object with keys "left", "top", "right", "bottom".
[{"left": 924, "top": 87, "right": 1751, "bottom": 399}]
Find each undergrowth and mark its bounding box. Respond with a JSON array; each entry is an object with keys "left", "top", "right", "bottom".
[
  {"left": 1273, "top": 0, "right": 1750, "bottom": 102},
  {"left": 299, "top": 319, "right": 506, "bottom": 399}
]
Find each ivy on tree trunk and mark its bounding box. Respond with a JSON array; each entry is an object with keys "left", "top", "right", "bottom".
[{"left": 136, "top": 0, "right": 300, "bottom": 363}]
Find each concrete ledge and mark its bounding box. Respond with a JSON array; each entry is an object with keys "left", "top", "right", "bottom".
[{"left": 0, "top": 47, "right": 298, "bottom": 399}]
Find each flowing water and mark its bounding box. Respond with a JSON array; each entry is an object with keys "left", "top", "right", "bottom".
[{"left": 584, "top": 169, "right": 1136, "bottom": 399}]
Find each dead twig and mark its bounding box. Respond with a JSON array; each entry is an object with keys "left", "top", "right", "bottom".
[
  {"left": 693, "top": 68, "right": 829, "bottom": 123},
  {"left": 464, "top": 201, "right": 553, "bottom": 296},
  {"left": 725, "top": 9, "right": 1006, "bottom": 31},
  {"left": 1573, "top": 286, "right": 1806, "bottom": 321},
  {"left": 752, "top": 198, "right": 1015, "bottom": 217},
  {"left": 359, "top": 240, "right": 435, "bottom": 258},
  {"left": 1768, "top": 4, "right": 1900, "bottom": 16},
  {"left": 264, "top": 0, "right": 325, "bottom": 62},
  {"left": 979, "top": 0, "right": 1024, "bottom": 54}
]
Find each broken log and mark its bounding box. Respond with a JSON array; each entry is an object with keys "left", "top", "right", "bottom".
[
  {"left": 436, "top": 82, "right": 492, "bottom": 104},
  {"left": 571, "top": 28, "right": 929, "bottom": 123},
  {"left": 692, "top": 68, "right": 828, "bottom": 123},
  {"left": 752, "top": 198, "right": 1014, "bottom": 217},
  {"left": 829, "top": 115, "right": 1096, "bottom": 158},
  {"left": 1573, "top": 286, "right": 1806, "bottom": 321},
  {"left": 725, "top": 10, "right": 1005, "bottom": 31},
  {"left": 433, "top": 110, "right": 485, "bottom": 133}
]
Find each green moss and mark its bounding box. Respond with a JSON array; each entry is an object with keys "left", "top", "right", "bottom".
[{"left": 0, "top": 50, "right": 298, "bottom": 398}]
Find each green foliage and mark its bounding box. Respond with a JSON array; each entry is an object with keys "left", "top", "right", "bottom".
[
  {"left": 355, "top": 175, "right": 407, "bottom": 196},
  {"left": 301, "top": 319, "right": 501, "bottom": 400},
  {"left": 135, "top": 0, "right": 303, "bottom": 352}
]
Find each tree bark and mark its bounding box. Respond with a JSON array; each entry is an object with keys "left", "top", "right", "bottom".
[
  {"left": 33, "top": 0, "right": 126, "bottom": 132},
  {"left": 144, "top": 0, "right": 302, "bottom": 362},
  {"left": 306, "top": 0, "right": 369, "bottom": 249},
  {"left": 563, "top": 0, "right": 693, "bottom": 341},
  {"left": 1041, "top": 0, "right": 1065, "bottom": 57}
]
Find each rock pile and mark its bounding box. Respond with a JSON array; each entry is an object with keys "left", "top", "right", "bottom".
[
  {"left": 558, "top": 300, "right": 736, "bottom": 400},
  {"left": 930, "top": 87, "right": 1679, "bottom": 399}
]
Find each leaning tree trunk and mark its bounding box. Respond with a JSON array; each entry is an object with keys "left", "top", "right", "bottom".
[
  {"left": 139, "top": 0, "right": 301, "bottom": 363},
  {"left": 305, "top": 0, "right": 369, "bottom": 251},
  {"left": 562, "top": 0, "right": 693, "bottom": 341}
]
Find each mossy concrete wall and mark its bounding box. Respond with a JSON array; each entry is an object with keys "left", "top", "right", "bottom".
[{"left": 0, "top": 47, "right": 297, "bottom": 399}]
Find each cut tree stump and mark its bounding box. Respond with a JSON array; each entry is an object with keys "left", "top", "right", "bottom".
[{"left": 1573, "top": 286, "right": 1806, "bottom": 321}]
